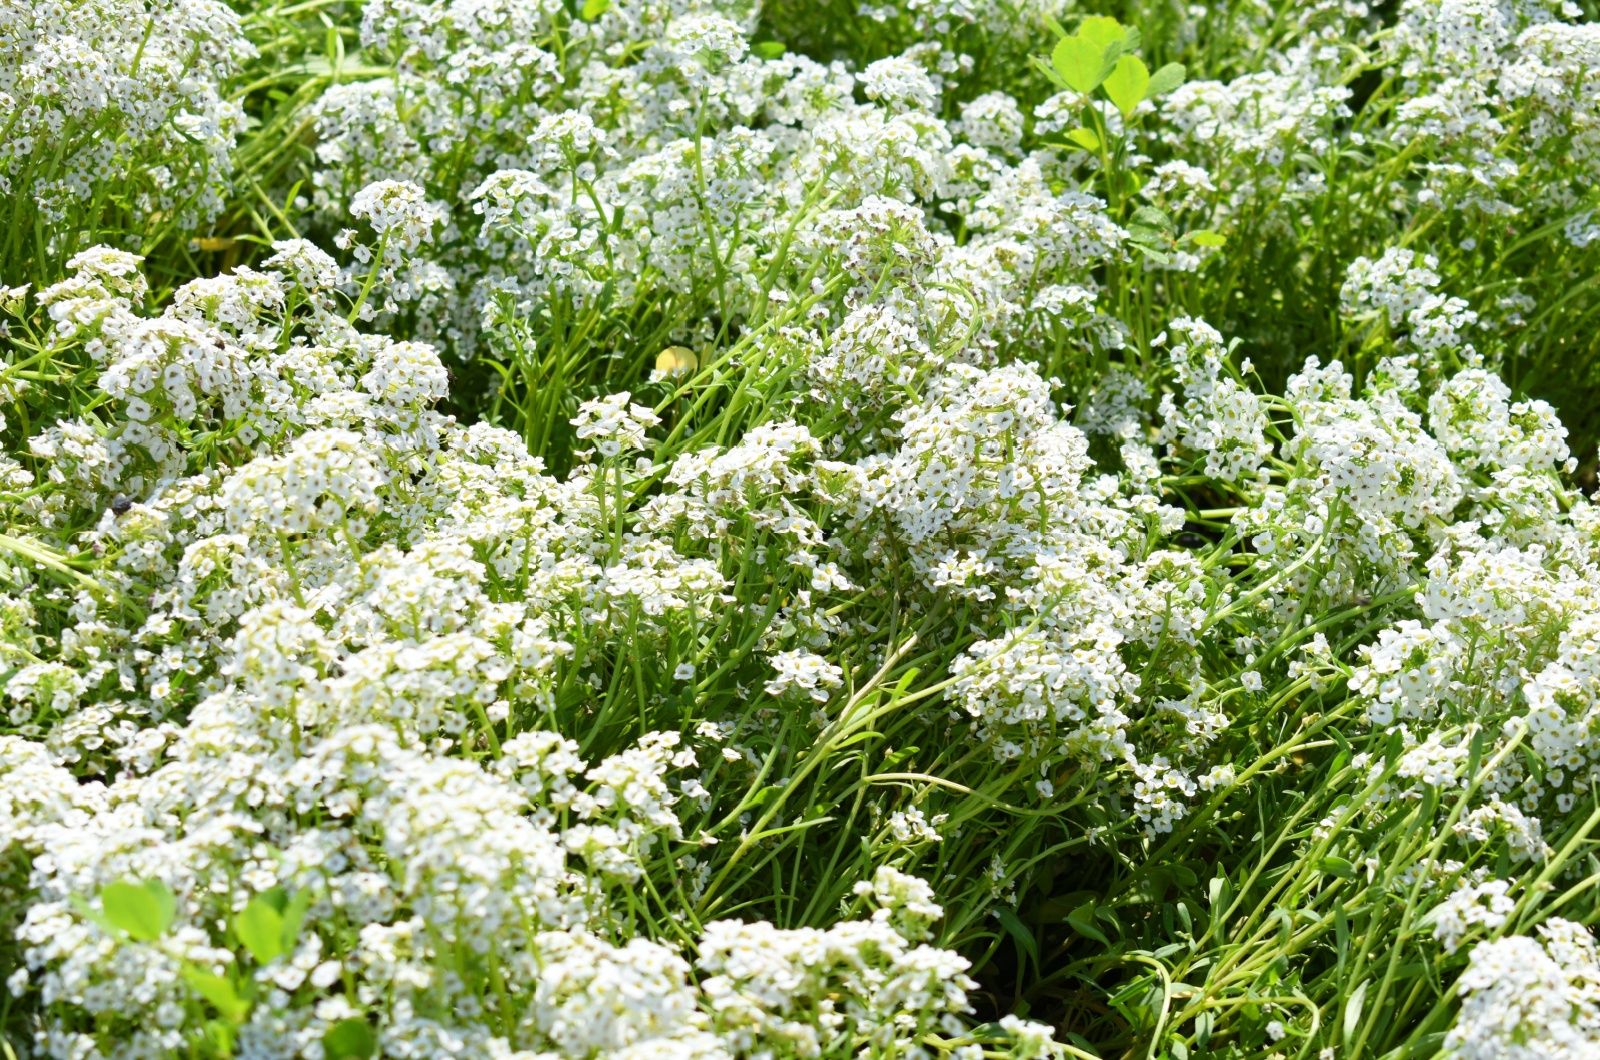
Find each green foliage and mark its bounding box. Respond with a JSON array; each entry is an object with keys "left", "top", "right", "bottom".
[
  {"left": 97, "top": 880, "right": 176, "bottom": 942},
  {"left": 322, "top": 1019, "right": 377, "bottom": 1059}
]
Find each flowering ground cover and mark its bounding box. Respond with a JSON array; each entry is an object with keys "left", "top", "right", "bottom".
[{"left": 3, "top": 0, "right": 1600, "bottom": 1056}]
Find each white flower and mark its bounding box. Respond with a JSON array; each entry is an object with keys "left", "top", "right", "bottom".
[
  {"left": 571, "top": 391, "right": 661, "bottom": 459},
  {"left": 764, "top": 651, "right": 844, "bottom": 703}
]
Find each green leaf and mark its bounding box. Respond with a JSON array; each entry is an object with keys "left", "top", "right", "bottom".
[
  {"left": 1319, "top": 855, "right": 1357, "bottom": 878},
  {"left": 280, "top": 886, "right": 314, "bottom": 955},
  {"left": 100, "top": 879, "right": 176, "bottom": 942},
  {"left": 1343, "top": 979, "right": 1370, "bottom": 1049},
  {"left": 1185, "top": 229, "right": 1227, "bottom": 248},
  {"left": 1066, "top": 902, "right": 1111, "bottom": 945},
  {"left": 1049, "top": 22, "right": 1126, "bottom": 98},
  {"left": 1077, "top": 16, "right": 1129, "bottom": 55},
  {"left": 1052, "top": 36, "right": 1107, "bottom": 95},
  {"left": 994, "top": 905, "right": 1040, "bottom": 971},
  {"left": 1131, "top": 205, "right": 1175, "bottom": 233},
  {"left": 1064, "top": 126, "right": 1101, "bottom": 151},
  {"left": 745, "top": 783, "right": 784, "bottom": 809},
  {"left": 69, "top": 894, "right": 113, "bottom": 935},
  {"left": 1207, "top": 875, "right": 1230, "bottom": 910},
  {"left": 1131, "top": 242, "right": 1172, "bottom": 264},
  {"left": 1102, "top": 54, "right": 1150, "bottom": 117},
  {"left": 1030, "top": 54, "right": 1068, "bottom": 91},
  {"left": 196, "top": 1019, "right": 236, "bottom": 1060},
  {"left": 1128, "top": 224, "right": 1168, "bottom": 249},
  {"left": 751, "top": 41, "right": 785, "bottom": 59},
  {"left": 234, "top": 894, "right": 287, "bottom": 965},
  {"left": 182, "top": 966, "right": 250, "bottom": 1023},
  {"left": 1146, "top": 61, "right": 1187, "bottom": 100},
  {"left": 579, "top": 0, "right": 609, "bottom": 19},
  {"left": 324, "top": 1018, "right": 377, "bottom": 1060}
]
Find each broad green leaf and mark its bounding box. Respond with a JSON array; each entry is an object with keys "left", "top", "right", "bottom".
[
  {"left": 234, "top": 894, "right": 286, "bottom": 964},
  {"left": 182, "top": 966, "right": 250, "bottom": 1023},
  {"left": 1319, "top": 854, "right": 1357, "bottom": 878},
  {"left": 1103, "top": 54, "right": 1150, "bottom": 117},
  {"left": 1131, "top": 205, "right": 1174, "bottom": 233},
  {"left": 751, "top": 41, "right": 785, "bottom": 59},
  {"left": 1146, "top": 61, "right": 1187, "bottom": 100},
  {"left": 1052, "top": 35, "right": 1114, "bottom": 95},
  {"left": 100, "top": 879, "right": 176, "bottom": 941},
  {"left": 1185, "top": 229, "right": 1227, "bottom": 248},
  {"left": 1064, "top": 126, "right": 1101, "bottom": 151},
  {"left": 1128, "top": 225, "right": 1167, "bottom": 249},
  {"left": 579, "top": 0, "right": 609, "bottom": 19},
  {"left": 1077, "top": 16, "right": 1128, "bottom": 54},
  {"left": 324, "top": 1018, "right": 377, "bottom": 1060}
]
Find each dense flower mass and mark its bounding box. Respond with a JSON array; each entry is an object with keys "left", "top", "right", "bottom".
[{"left": 3, "top": 0, "right": 1600, "bottom": 1057}]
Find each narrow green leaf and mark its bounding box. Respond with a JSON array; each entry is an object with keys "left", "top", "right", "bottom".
[
  {"left": 1066, "top": 902, "right": 1111, "bottom": 945},
  {"left": 1031, "top": 54, "right": 1068, "bottom": 91},
  {"left": 234, "top": 895, "right": 286, "bottom": 965},
  {"left": 1207, "top": 877, "right": 1233, "bottom": 930},
  {"left": 1102, "top": 54, "right": 1150, "bottom": 117},
  {"left": 1146, "top": 61, "right": 1187, "bottom": 100},
  {"left": 280, "top": 886, "right": 314, "bottom": 955},
  {"left": 100, "top": 879, "right": 176, "bottom": 942},
  {"left": 1131, "top": 242, "right": 1172, "bottom": 264},
  {"left": 324, "top": 1018, "right": 377, "bottom": 1060},
  {"left": 994, "top": 905, "right": 1040, "bottom": 970},
  {"left": 1343, "top": 979, "right": 1370, "bottom": 1049}
]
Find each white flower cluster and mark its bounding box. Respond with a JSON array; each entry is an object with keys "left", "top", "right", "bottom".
[
  {"left": 0, "top": 0, "right": 252, "bottom": 227},
  {"left": 1156, "top": 317, "right": 1273, "bottom": 484},
  {"left": 1448, "top": 920, "right": 1600, "bottom": 1059},
  {"left": 0, "top": 248, "right": 1066, "bottom": 1057},
  {"left": 8, "top": 0, "right": 1600, "bottom": 1054}
]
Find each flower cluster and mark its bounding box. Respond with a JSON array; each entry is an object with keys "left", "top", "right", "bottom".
[
  {"left": 6, "top": 0, "right": 1600, "bottom": 1057},
  {"left": 0, "top": 0, "right": 252, "bottom": 230}
]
